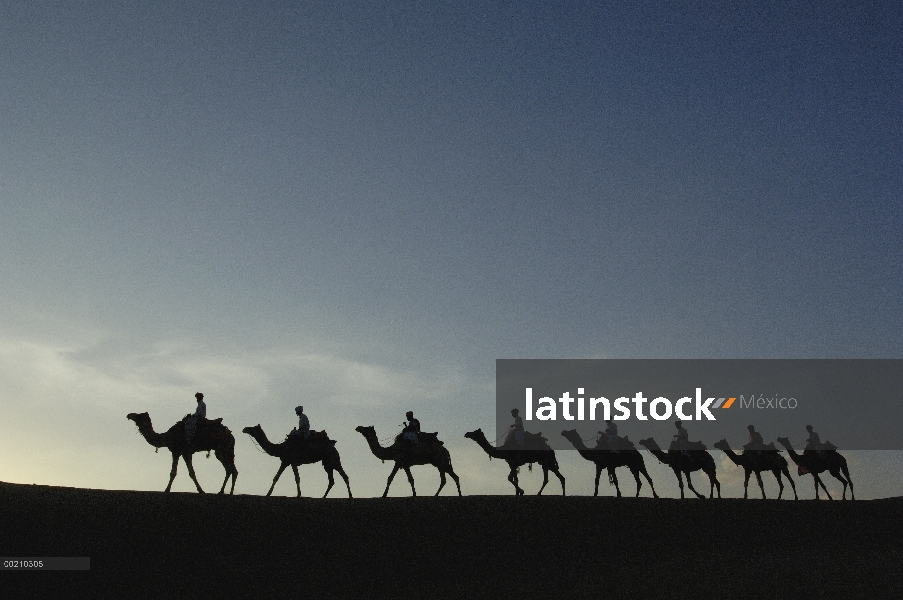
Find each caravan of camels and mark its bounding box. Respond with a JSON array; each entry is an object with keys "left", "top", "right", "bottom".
[{"left": 127, "top": 395, "right": 855, "bottom": 501}]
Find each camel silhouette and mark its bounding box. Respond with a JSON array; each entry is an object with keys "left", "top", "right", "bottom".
[
  {"left": 242, "top": 425, "right": 352, "bottom": 498},
  {"left": 775, "top": 437, "right": 854, "bottom": 500},
  {"left": 713, "top": 439, "right": 798, "bottom": 500},
  {"left": 464, "top": 428, "right": 565, "bottom": 496},
  {"left": 638, "top": 437, "right": 720, "bottom": 499},
  {"left": 127, "top": 412, "right": 238, "bottom": 494},
  {"left": 355, "top": 426, "right": 462, "bottom": 497},
  {"left": 561, "top": 430, "right": 658, "bottom": 498}
]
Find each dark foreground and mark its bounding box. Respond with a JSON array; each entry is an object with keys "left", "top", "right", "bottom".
[{"left": 2, "top": 482, "right": 902, "bottom": 599}]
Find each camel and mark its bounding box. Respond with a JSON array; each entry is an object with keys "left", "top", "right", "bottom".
[
  {"left": 776, "top": 437, "right": 854, "bottom": 500},
  {"left": 127, "top": 412, "right": 238, "bottom": 494},
  {"left": 464, "top": 428, "right": 565, "bottom": 496},
  {"left": 638, "top": 437, "right": 720, "bottom": 499},
  {"left": 712, "top": 439, "right": 798, "bottom": 500},
  {"left": 561, "top": 430, "right": 657, "bottom": 498},
  {"left": 242, "top": 425, "right": 352, "bottom": 498},
  {"left": 355, "top": 426, "right": 461, "bottom": 497}
]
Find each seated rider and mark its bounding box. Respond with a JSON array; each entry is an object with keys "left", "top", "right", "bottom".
[
  {"left": 403, "top": 411, "right": 420, "bottom": 445},
  {"left": 674, "top": 420, "right": 689, "bottom": 456},
  {"left": 185, "top": 392, "right": 206, "bottom": 445},
  {"left": 291, "top": 405, "right": 310, "bottom": 439},
  {"left": 603, "top": 419, "right": 619, "bottom": 453},
  {"left": 805, "top": 425, "right": 825, "bottom": 458},
  {"left": 511, "top": 408, "right": 525, "bottom": 448},
  {"left": 747, "top": 425, "right": 764, "bottom": 454}
]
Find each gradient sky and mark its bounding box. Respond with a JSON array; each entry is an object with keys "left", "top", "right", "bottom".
[{"left": 1, "top": 1, "right": 901, "bottom": 498}]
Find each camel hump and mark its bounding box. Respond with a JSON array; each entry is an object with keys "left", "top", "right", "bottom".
[
  {"left": 822, "top": 440, "right": 838, "bottom": 450},
  {"left": 524, "top": 431, "right": 552, "bottom": 451},
  {"left": 743, "top": 442, "right": 779, "bottom": 452},
  {"left": 596, "top": 435, "right": 635, "bottom": 451},
  {"left": 419, "top": 432, "right": 443, "bottom": 445},
  {"left": 669, "top": 440, "right": 707, "bottom": 452}
]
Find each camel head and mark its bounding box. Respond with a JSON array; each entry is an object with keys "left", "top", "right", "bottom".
[
  {"left": 638, "top": 438, "right": 658, "bottom": 450},
  {"left": 127, "top": 412, "right": 151, "bottom": 427},
  {"left": 561, "top": 429, "right": 579, "bottom": 440},
  {"left": 776, "top": 437, "right": 791, "bottom": 446},
  {"left": 712, "top": 439, "right": 730, "bottom": 452},
  {"left": 355, "top": 425, "right": 376, "bottom": 438},
  {"left": 463, "top": 429, "right": 485, "bottom": 442},
  {"left": 242, "top": 424, "right": 263, "bottom": 436}
]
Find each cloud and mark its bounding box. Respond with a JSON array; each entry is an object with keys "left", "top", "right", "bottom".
[{"left": 0, "top": 330, "right": 465, "bottom": 419}]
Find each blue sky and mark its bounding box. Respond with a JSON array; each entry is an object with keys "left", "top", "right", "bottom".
[{"left": 1, "top": 1, "right": 900, "bottom": 498}]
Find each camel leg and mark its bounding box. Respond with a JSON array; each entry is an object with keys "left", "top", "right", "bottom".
[
  {"left": 593, "top": 465, "right": 602, "bottom": 497},
  {"left": 554, "top": 469, "right": 565, "bottom": 496},
  {"left": 403, "top": 466, "right": 416, "bottom": 497},
  {"left": 641, "top": 467, "right": 658, "bottom": 498},
  {"left": 773, "top": 469, "right": 784, "bottom": 500},
  {"left": 435, "top": 467, "right": 447, "bottom": 496},
  {"left": 444, "top": 466, "right": 462, "bottom": 497},
  {"left": 684, "top": 471, "right": 705, "bottom": 499},
  {"left": 508, "top": 467, "right": 523, "bottom": 496},
  {"left": 537, "top": 467, "right": 550, "bottom": 495},
  {"left": 338, "top": 465, "right": 353, "bottom": 498},
  {"left": 326, "top": 452, "right": 352, "bottom": 498},
  {"left": 610, "top": 468, "right": 622, "bottom": 498},
  {"left": 782, "top": 467, "right": 798, "bottom": 500},
  {"left": 829, "top": 468, "right": 850, "bottom": 500},
  {"left": 214, "top": 449, "right": 234, "bottom": 494},
  {"left": 674, "top": 469, "right": 686, "bottom": 499},
  {"left": 183, "top": 454, "right": 205, "bottom": 494},
  {"left": 268, "top": 462, "right": 289, "bottom": 496},
  {"left": 743, "top": 469, "right": 751, "bottom": 499},
  {"left": 323, "top": 465, "right": 336, "bottom": 498},
  {"left": 165, "top": 451, "right": 179, "bottom": 492},
  {"left": 754, "top": 471, "right": 766, "bottom": 499},
  {"left": 813, "top": 474, "right": 832, "bottom": 500},
  {"left": 383, "top": 463, "right": 401, "bottom": 497},
  {"left": 840, "top": 465, "right": 854, "bottom": 500},
  {"left": 630, "top": 467, "right": 643, "bottom": 498},
  {"left": 292, "top": 465, "right": 302, "bottom": 497}
]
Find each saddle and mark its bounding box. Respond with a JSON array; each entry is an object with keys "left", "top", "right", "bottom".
[
  {"left": 669, "top": 440, "right": 707, "bottom": 452},
  {"left": 285, "top": 430, "right": 337, "bottom": 447},
  {"left": 394, "top": 432, "right": 445, "bottom": 447},
  {"left": 501, "top": 430, "right": 551, "bottom": 451},
  {"left": 742, "top": 442, "right": 779, "bottom": 453},
  {"left": 594, "top": 435, "right": 636, "bottom": 451},
  {"left": 182, "top": 415, "right": 223, "bottom": 426}
]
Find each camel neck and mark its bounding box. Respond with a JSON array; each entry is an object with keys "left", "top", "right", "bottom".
[
  {"left": 719, "top": 445, "right": 743, "bottom": 464},
  {"left": 250, "top": 429, "right": 283, "bottom": 456},
  {"left": 137, "top": 421, "right": 169, "bottom": 449},
  {"left": 471, "top": 434, "right": 506, "bottom": 459},
  {"left": 362, "top": 433, "right": 395, "bottom": 460}
]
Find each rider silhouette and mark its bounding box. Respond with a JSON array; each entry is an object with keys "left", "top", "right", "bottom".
[{"left": 185, "top": 392, "right": 206, "bottom": 446}]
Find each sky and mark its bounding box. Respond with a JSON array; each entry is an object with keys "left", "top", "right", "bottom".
[{"left": 1, "top": 1, "right": 901, "bottom": 499}]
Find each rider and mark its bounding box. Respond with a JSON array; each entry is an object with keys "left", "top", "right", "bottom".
[
  {"left": 292, "top": 405, "right": 310, "bottom": 439},
  {"left": 602, "top": 419, "right": 619, "bottom": 453},
  {"left": 403, "top": 411, "right": 420, "bottom": 445},
  {"left": 511, "top": 408, "right": 525, "bottom": 448},
  {"left": 805, "top": 425, "right": 825, "bottom": 458},
  {"left": 747, "top": 425, "right": 764, "bottom": 454},
  {"left": 674, "top": 420, "right": 689, "bottom": 456},
  {"left": 185, "top": 392, "right": 206, "bottom": 446}
]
